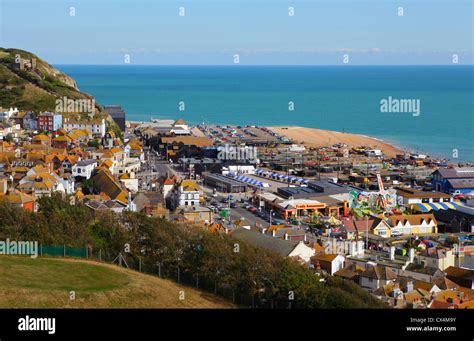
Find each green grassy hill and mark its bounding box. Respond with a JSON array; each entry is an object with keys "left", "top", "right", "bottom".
[{"left": 0, "top": 256, "right": 234, "bottom": 308}]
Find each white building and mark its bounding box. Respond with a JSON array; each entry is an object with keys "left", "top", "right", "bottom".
[
  {"left": 312, "top": 253, "right": 346, "bottom": 275},
  {"left": 112, "top": 157, "right": 141, "bottom": 177},
  {"left": 72, "top": 160, "right": 98, "bottom": 180},
  {"left": 63, "top": 118, "right": 106, "bottom": 137},
  {"left": 59, "top": 174, "right": 76, "bottom": 195},
  {"left": 359, "top": 265, "right": 397, "bottom": 291},
  {"left": 223, "top": 165, "right": 256, "bottom": 175},
  {"left": 0, "top": 107, "right": 19, "bottom": 122},
  {"left": 416, "top": 248, "right": 455, "bottom": 271},
  {"left": 176, "top": 180, "right": 200, "bottom": 208}
]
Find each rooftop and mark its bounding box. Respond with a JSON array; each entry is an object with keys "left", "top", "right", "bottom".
[{"left": 232, "top": 227, "right": 301, "bottom": 257}]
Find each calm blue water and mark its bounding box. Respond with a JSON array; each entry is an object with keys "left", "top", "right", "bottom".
[{"left": 57, "top": 65, "right": 474, "bottom": 161}]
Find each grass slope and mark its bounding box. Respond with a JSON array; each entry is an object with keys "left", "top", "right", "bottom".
[{"left": 0, "top": 256, "right": 233, "bottom": 308}]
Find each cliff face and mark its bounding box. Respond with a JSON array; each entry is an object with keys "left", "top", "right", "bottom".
[{"left": 0, "top": 47, "right": 91, "bottom": 112}]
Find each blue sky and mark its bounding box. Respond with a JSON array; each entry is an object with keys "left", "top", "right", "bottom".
[{"left": 0, "top": 0, "right": 472, "bottom": 65}]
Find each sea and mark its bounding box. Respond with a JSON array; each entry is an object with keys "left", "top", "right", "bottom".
[{"left": 56, "top": 65, "right": 474, "bottom": 162}]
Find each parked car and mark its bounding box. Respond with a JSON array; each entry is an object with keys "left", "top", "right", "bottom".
[
  {"left": 391, "top": 230, "right": 403, "bottom": 237},
  {"left": 248, "top": 207, "right": 256, "bottom": 213}
]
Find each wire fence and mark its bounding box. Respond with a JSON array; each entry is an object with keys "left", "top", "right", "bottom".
[{"left": 37, "top": 245, "right": 289, "bottom": 308}]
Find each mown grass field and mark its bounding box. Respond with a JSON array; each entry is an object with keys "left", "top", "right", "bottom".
[{"left": 0, "top": 256, "right": 234, "bottom": 308}]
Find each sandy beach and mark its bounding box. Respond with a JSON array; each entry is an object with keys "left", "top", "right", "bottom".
[{"left": 271, "top": 126, "right": 403, "bottom": 158}]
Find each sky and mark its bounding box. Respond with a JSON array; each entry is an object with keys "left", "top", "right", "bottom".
[{"left": 0, "top": 0, "right": 472, "bottom": 65}]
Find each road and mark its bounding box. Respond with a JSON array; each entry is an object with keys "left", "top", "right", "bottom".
[
  {"left": 136, "top": 148, "right": 181, "bottom": 190},
  {"left": 139, "top": 147, "right": 275, "bottom": 227},
  {"left": 200, "top": 187, "right": 271, "bottom": 228}
]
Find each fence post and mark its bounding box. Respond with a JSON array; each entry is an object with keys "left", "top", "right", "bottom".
[
  {"left": 63, "top": 245, "right": 66, "bottom": 257},
  {"left": 86, "top": 247, "right": 88, "bottom": 259},
  {"left": 99, "top": 249, "right": 102, "bottom": 261},
  {"left": 40, "top": 244, "right": 42, "bottom": 257}
]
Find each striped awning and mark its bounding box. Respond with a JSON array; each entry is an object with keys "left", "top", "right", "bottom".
[{"left": 413, "top": 202, "right": 459, "bottom": 212}]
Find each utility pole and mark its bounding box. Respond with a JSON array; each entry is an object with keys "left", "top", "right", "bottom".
[
  {"left": 366, "top": 162, "right": 369, "bottom": 190},
  {"left": 227, "top": 194, "right": 231, "bottom": 224},
  {"left": 317, "top": 149, "right": 321, "bottom": 180},
  {"left": 366, "top": 215, "right": 369, "bottom": 249}
]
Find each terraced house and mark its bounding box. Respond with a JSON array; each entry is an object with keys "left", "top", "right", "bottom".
[
  {"left": 386, "top": 214, "right": 438, "bottom": 235},
  {"left": 37, "top": 112, "right": 62, "bottom": 131},
  {"left": 63, "top": 118, "right": 106, "bottom": 137}
]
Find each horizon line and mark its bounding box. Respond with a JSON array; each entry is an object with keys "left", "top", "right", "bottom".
[{"left": 54, "top": 63, "right": 474, "bottom": 67}]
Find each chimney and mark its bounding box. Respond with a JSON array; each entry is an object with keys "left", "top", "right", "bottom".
[
  {"left": 409, "top": 248, "right": 415, "bottom": 263},
  {"left": 127, "top": 192, "right": 133, "bottom": 212},
  {"left": 272, "top": 230, "right": 276, "bottom": 237},
  {"left": 390, "top": 246, "right": 395, "bottom": 261},
  {"left": 284, "top": 233, "right": 289, "bottom": 241},
  {"left": 349, "top": 241, "right": 356, "bottom": 256},
  {"left": 357, "top": 240, "right": 365, "bottom": 256}
]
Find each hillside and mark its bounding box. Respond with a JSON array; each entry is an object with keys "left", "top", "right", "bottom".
[
  {"left": 0, "top": 47, "right": 123, "bottom": 137},
  {"left": 0, "top": 256, "right": 234, "bottom": 308},
  {"left": 0, "top": 48, "right": 94, "bottom": 112}
]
